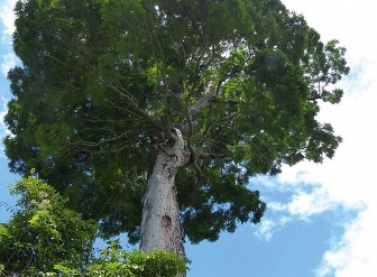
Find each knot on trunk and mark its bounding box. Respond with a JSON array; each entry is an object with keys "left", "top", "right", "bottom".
[{"left": 161, "top": 128, "right": 186, "bottom": 178}]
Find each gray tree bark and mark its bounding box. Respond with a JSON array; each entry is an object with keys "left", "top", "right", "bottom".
[{"left": 139, "top": 129, "right": 187, "bottom": 276}]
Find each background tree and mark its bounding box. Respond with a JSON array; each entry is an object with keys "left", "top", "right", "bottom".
[
  {"left": 0, "top": 175, "right": 97, "bottom": 276},
  {"left": 4, "top": 0, "right": 349, "bottom": 269},
  {"left": 0, "top": 176, "right": 187, "bottom": 277}
]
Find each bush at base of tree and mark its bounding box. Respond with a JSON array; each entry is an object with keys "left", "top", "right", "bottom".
[
  {"left": 0, "top": 177, "right": 97, "bottom": 276},
  {"left": 0, "top": 177, "right": 187, "bottom": 277},
  {"left": 55, "top": 240, "right": 188, "bottom": 277}
]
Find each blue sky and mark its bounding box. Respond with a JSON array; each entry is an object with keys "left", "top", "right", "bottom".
[{"left": 1, "top": 0, "right": 376, "bottom": 276}]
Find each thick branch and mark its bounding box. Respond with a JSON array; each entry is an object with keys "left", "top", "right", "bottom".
[
  {"left": 199, "top": 152, "right": 232, "bottom": 161},
  {"left": 103, "top": 81, "right": 168, "bottom": 133},
  {"left": 187, "top": 79, "right": 216, "bottom": 116}
]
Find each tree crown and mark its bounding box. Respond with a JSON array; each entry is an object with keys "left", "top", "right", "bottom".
[{"left": 5, "top": 0, "right": 349, "bottom": 243}]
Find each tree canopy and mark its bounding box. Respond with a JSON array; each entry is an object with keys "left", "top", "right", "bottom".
[{"left": 4, "top": 0, "right": 349, "bottom": 245}]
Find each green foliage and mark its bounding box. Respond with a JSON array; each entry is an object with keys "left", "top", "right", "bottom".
[
  {"left": 55, "top": 240, "right": 187, "bottom": 277},
  {"left": 4, "top": 0, "right": 349, "bottom": 244},
  {"left": 0, "top": 177, "right": 97, "bottom": 276},
  {"left": 0, "top": 179, "right": 187, "bottom": 277}
]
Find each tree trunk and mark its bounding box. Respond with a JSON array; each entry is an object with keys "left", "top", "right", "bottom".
[{"left": 139, "top": 129, "right": 187, "bottom": 276}]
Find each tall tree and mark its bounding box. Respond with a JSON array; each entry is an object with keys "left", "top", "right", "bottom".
[{"left": 4, "top": 0, "right": 349, "bottom": 272}]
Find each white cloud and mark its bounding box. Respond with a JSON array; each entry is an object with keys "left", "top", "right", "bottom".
[
  {"left": 287, "top": 187, "right": 334, "bottom": 218},
  {"left": 1, "top": 52, "right": 16, "bottom": 76},
  {"left": 254, "top": 219, "right": 277, "bottom": 241},
  {"left": 0, "top": 0, "right": 18, "bottom": 139},
  {"left": 0, "top": 0, "right": 17, "bottom": 41},
  {"left": 316, "top": 204, "right": 377, "bottom": 277},
  {"left": 282, "top": 0, "right": 377, "bottom": 58}
]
